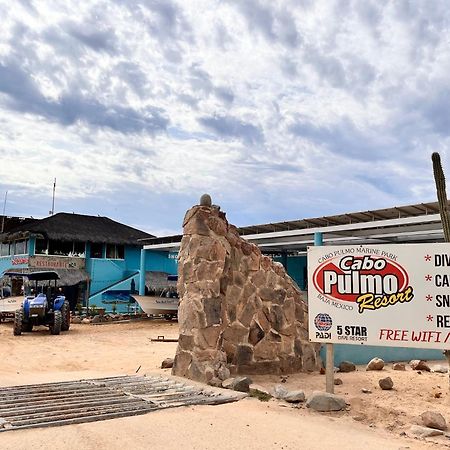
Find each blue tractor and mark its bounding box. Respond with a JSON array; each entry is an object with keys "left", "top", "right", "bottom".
[{"left": 5, "top": 271, "right": 71, "bottom": 336}]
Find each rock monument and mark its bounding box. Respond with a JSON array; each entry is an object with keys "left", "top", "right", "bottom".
[{"left": 172, "top": 196, "right": 321, "bottom": 383}]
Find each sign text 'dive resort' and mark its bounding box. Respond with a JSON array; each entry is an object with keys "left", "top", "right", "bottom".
[{"left": 308, "top": 244, "right": 450, "bottom": 349}]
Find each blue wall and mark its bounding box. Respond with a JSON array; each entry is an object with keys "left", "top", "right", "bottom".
[
  {"left": 90, "top": 272, "right": 140, "bottom": 307},
  {"left": 88, "top": 247, "right": 178, "bottom": 309},
  {"left": 87, "top": 245, "right": 141, "bottom": 295},
  {"left": 0, "top": 238, "right": 32, "bottom": 276},
  {"left": 93, "top": 249, "right": 178, "bottom": 312},
  {"left": 0, "top": 255, "right": 29, "bottom": 275},
  {"left": 274, "top": 255, "right": 307, "bottom": 290},
  {"left": 321, "top": 344, "right": 444, "bottom": 365},
  {"left": 286, "top": 255, "right": 307, "bottom": 290},
  {"left": 145, "top": 251, "right": 178, "bottom": 274},
  {"left": 0, "top": 256, "right": 13, "bottom": 275},
  {"left": 125, "top": 246, "right": 141, "bottom": 270},
  {"left": 87, "top": 258, "right": 127, "bottom": 294}
]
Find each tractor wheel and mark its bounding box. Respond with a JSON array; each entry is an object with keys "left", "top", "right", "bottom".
[
  {"left": 50, "top": 310, "right": 62, "bottom": 335},
  {"left": 61, "top": 301, "right": 70, "bottom": 331},
  {"left": 22, "top": 321, "right": 33, "bottom": 332},
  {"left": 13, "top": 309, "right": 23, "bottom": 336}
]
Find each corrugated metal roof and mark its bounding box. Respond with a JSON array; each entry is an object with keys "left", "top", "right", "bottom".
[
  {"left": 237, "top": 201, "right": 442, "bottom": 235},
  {"left": 141, "top": 201, "right": 447, "bottom": 250}
]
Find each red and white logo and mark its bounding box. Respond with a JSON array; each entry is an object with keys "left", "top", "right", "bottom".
[{"left": 313, "top": 255, "right": 413, "bottom": 313}]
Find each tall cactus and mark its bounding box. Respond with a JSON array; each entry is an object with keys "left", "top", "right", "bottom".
[
  {"left": 432, "top": 152, "right": 450, "bottom": 241},
  {"left": 431, "top": 152, "right": 450, "bottom": 386}
]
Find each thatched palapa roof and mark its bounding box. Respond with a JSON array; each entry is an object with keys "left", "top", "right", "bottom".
[
  {"left": 144, "top": 271, "right": 177, "bottom": 290},
  {"left": 0, "top": 216, "right": 37, "bottom": 234},
  {"left": 0, "top": 212, "right": 154, "bottom": 245}
]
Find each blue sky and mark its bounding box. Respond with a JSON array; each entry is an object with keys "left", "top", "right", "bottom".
[{"left": 0, "top": 0, "right": 449, "bottom": 236}]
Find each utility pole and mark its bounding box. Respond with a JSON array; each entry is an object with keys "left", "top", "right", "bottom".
[
  {"left": 1, "top": 191, "right": 7, "bottom": 233},
  {"left": 50, "top": 178, "right": 56, "bottom": 215}
]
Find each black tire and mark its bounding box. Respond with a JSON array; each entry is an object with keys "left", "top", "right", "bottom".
[
  {"left": 50, "top": 310, "right": 62, "bottom": 335},
  {"left": 61, "top": 301, "right": 70, "bottom": 331},
  {"left": 13, "top": 308, "right": 23, "bottom": 336},
  {"left": 22, "top": 321, "right": 33, "bottom": 332}
]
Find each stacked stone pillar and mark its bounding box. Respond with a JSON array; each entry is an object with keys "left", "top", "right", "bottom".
[{"left": 172, "top": 201, "right": 320, "bottom": 383}]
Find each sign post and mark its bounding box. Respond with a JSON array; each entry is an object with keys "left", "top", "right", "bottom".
[{"left": 314, "top": 232, "right": 334, "bottom": 394}]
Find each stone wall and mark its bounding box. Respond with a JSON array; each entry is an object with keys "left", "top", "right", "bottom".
[{"left": 172, "top": 202, "right": 321, "bottom": 383}]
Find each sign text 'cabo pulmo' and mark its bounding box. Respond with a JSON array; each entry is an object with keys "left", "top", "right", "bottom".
[{"left": 313, "top": 255, "right": 414, "bottom": 313}]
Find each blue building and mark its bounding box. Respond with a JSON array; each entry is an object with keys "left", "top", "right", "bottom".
[{"left": 0, "top": 213, "right": 177, "bottom": 312}]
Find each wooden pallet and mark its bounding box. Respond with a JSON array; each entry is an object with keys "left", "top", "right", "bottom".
[{"left": 0, "top": 375, "right": 241, "bottom": 431}]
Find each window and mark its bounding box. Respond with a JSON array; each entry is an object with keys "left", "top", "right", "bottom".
[
  {"left": 14, "top": 240, "right": 27, "bottom": 255},
  {"left": 73, "top": 242, "right": 85, "bottom": 257},
  {"left": 35, "top": 239, "right": 48, "bottom": 255},
  {"left": 106, "top": 244, "right": 115, "bottom": 259},
  {"left": 36, "top": 239, "right": 86, "bottom": 257},
  {"left": 106, "top": 244, "right": 124, "bottom": 259},
  {"left": 90, "top": 243, "right": 103, "bottom": 258},
  {"left": 48, "top": 240, "right": 73, "bottom": 256},
  {"left": 0, "top": 242, "right": 10, "bottom": 257}
]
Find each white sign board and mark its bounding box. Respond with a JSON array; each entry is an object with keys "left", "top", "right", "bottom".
[{"left": 308, "top": 244, "right": 450, "bottom": 349}]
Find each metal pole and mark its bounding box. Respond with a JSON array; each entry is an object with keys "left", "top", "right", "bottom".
[
  {"left": 139, "top": 249, "right": 146, "bottom": 295},
  {"left": 313, "top": 232, "right": 323, "bottom": 247},
  {"left": 1, "top": 191, "right": 8, "bottom": 233},
  {"left": 86, "top": 279, "right": 90, "bottom": 315},
  {"left": 314, "top": 231, "right": 334, "bottom": 394},
  {"left": 325, "top": 342, "right": 334, "bottom": 394},
  {"left": 51, "top": 178, "right": 56, "bottom": 215}
]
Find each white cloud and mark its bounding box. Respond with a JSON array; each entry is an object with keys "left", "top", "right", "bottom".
[{"left": 0, "top": 0, "right": 449, "bottom": 235}]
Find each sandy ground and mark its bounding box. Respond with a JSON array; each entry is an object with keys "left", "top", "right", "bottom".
[{"left": 0, "top": 320, "right": 449, "bottom": 450}]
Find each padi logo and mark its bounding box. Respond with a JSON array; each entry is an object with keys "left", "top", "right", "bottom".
[
  {"left": 314, "top": 313, "right": 332, "bottom": 331},
  {"left": 313, "top": 255, "right": 414, "bottom": 314}
]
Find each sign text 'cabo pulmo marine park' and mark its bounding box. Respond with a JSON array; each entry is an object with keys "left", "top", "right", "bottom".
[{"left": 308, "top": 244, "right": 450, "bottom": 349}]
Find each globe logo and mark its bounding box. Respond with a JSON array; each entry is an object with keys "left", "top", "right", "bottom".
[{"left": 314, "top": 313, "right": 332, "bottom": 331}]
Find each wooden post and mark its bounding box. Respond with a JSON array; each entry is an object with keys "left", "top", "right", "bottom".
[
  {"left": 139, "top": 249, "right": 146, "bottom": 295},
  {"left": 86, "top": 278, "right": 90, "bottom": 315},
  {"left": 326, "top": 343, "right": 334, "bottom": 394},
  {"left": 314, "top": 232, "right": 334, "bottom": 393}
]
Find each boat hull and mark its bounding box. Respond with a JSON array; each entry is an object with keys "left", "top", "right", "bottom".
[
  {"left": 133, "top": 295, "right": 178, "bottom": 316},
  {"left": 0, "top": 296, "right": 23, "bottom": 315}
]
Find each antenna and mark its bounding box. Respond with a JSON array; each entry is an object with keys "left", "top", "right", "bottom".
[
  {"left": 50, "top": 178, "right": 56, "bottom": 215},
  {"left": 1, "top": 191, "right": 7, "bottom": 233}
]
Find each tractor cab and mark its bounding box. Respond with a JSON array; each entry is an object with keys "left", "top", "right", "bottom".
[{"left": 4, "top": 271, "right": 70, "bottom": 336}]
